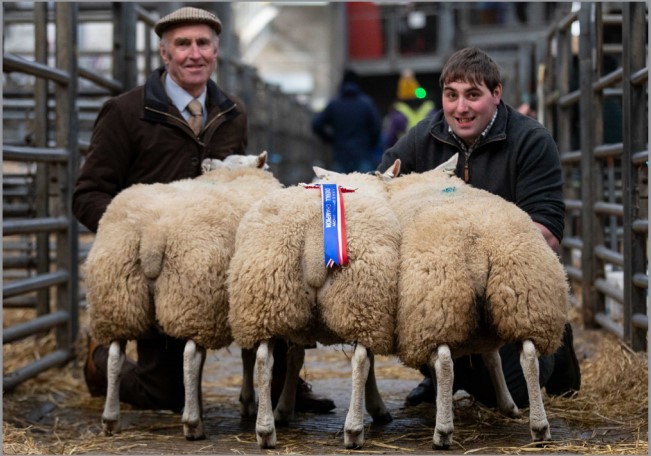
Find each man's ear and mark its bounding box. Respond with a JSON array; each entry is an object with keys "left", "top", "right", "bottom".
[
  {"left": 493, "top": 83, "right": 502, "bottom": 103},
  {"left": 159, "top": 42, "right": 169, "bottom": 65}
]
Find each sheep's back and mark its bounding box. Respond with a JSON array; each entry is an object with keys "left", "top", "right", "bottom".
[
  {"left": 153, "top": 172, "right": 282, "bottom": 349},
  {"left": 316, "top": 190, "right": 401, "bottom": 355},
  {"left": 84, "top": 184, "right": 172, "bottom": 344},
  {"left": 228, "top": 186, "right": 318, "bottom": 349},
  {"left": 390, "top": 171, "right": 569, "bottom": 365}
]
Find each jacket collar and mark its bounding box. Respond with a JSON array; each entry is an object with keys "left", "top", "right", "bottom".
[{"left": 143, "top": 66, "right": 235, "bottom": 117}]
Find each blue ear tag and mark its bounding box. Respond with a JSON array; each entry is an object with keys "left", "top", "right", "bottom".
[{"left": 442, "top": 186, "right": 456, "bottom": 193}]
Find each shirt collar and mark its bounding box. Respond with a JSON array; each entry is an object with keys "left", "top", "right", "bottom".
[
  {"left": 448, "top": 107, "right": 499, "bottom": 154},
  {"left": 164, "top": 74, "right": 207, "bottom": 121}
]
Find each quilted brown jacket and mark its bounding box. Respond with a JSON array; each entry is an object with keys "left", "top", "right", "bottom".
[{"left": 73, "top": 66, "right": 248, "bottom": 233}]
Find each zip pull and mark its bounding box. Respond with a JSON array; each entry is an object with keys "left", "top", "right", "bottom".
[{"left": 463, "top": 163, "right": 469, "bottom": 182}]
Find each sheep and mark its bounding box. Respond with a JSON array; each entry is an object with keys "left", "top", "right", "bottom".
[
  {"left": 387, "top": 155, "right": 569, "bottom": 449},
  {"left": 227, "top": 160, "right": 402, "bottom": 449},
  {"left": 83, "top": 151, "right": 282, "bottom": 440}
]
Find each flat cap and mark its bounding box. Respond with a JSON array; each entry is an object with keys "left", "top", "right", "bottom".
[{"left": 155, "top": 7, "right": 222, "bottom": 37}]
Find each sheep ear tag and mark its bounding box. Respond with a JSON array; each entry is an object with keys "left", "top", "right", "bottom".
[{"left": 301, "top": 183, "right": 355, "bottom": 268}]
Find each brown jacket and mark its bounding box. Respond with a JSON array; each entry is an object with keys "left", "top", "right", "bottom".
[{"left": 73, "top": 67, "right": 248, "bottom": 232}]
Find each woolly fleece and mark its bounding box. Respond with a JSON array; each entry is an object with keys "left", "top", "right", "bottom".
[
  {"left": 84, "top": 166, "right": 282, "bottom": 348},
  {"left": 227, "top": 171, "right": 401, "bottom": 355},
  {"left": 387, "top": 169, "right": 569, "bottom": 368}
]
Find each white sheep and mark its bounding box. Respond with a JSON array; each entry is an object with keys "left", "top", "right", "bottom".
[
  {"left": 387, "top": 155, "right": 569, "bottom": 449},
  {"left": 83, "top": 152, "right": 282, "bottom": 440},
  {"left": 227, "top": 160, "right": 402, "bottom": 449}
]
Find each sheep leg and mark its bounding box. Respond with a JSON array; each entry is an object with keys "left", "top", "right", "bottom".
[
  {"left": 274, "top": 343, "right": 304, "bottom": 424},
  {"left": 344, "top": 343, "right": 370, "bottom": 449},
  {"left": 182, "top": 340, "right": 206, "bottom": 440},
  {"left": 520, "top": 340, "right": 551, "bottom": 442},
  {"left": 431, "top": 344, "right": 454, "bottom": 450},
  {"left": 365, "top": 350, "right": 392, "bottom": 423},
  {"left": 101, "top": 340, "right": 125, "bottom": 436},
  {"left": 239, "top": 347, "right": 257, "bottom": 418},
  {"left": 255, "top": 340, "right": 277, "bottom": 448},
  {"left": 481, "top": 350, "right": 520, "bottom": 418}
]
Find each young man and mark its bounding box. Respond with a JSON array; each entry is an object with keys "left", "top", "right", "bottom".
[
  {"left": 75, "top": 6, "right": 333, "bottom": 414},
  {"left": 378, "top": 47, "right": 580, "bottom": 408}
]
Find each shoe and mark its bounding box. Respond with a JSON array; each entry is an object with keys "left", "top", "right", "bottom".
[
  {"left": 405, "top": 376, "right": 435, "bottom": 406},
  {"left": 84, "top": 336, "right": 107, "bottom": 397},
  {"left": 545, "top": 322, "right": 581, "bottom": 396},
  {"left": 295, "top": 378, "right": 335, "bottom": 413}
]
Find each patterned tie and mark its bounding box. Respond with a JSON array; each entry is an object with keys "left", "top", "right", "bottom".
[{"left": 187, "top": 99, "right": 203, "bottom": 135}]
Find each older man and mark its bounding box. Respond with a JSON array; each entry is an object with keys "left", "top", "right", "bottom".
[{"left": 77, "top": 6, "right": 334, "bottom": 414}]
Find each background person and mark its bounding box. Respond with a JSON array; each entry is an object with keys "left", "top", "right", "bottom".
[
  {"left": 382, "top": 68, "right": 437, "bottom": 149},
  {"left": 312, "top": 69, "right": 382, "bottom": 173}
]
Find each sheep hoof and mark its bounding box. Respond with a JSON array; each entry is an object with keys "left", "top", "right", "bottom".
[
  {"left": 433, "top": 428, "right": 452, "bottom": 450},
  {"left": 503, "top": 404, "right": 520, "bottom": 419},
  {"left": 344, "top": 427, "right": 364, "bottom": 449},
  {"left": 256, "top": 429, "right": 276, "bottom": 449},
  {"left": 101, "top": 418, "right": 120, "bottom": 436},
  {"left": 531, "top": 423, "right": 551, "bottom": 443},
  {"left": 183, "top": 421, "right": 206, "bottom": 441},
  {"left": 371, "top": 410, "right": 393, "bottom": 424}
]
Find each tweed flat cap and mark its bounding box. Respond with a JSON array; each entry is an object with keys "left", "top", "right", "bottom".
[{"left": 155, "top": 7, "right": 222, "bottom": 37}]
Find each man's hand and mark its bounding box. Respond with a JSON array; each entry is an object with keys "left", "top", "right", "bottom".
[{"left": 534, "top": 222, "right": 560, "bottom": 252}]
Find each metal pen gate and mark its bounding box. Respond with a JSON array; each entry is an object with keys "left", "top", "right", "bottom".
[{"left": 541, "top": 2, "right": 648, "bottom": 351}]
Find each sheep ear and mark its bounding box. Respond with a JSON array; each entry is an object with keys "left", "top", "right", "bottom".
[
  {"left": 387, "top": 159, "right": 401, "bottom": 178},
  {"left": 375, "top": 159, "right": 401, "bottom": 180},
  {"left": 313, "top": 165, "right": 331, "bottom": 179},
  {"left": 434, "top": 154, "right": 458, "bottom": 176},
  {"left": 256, "top": 151, "right": 268, "bottom": 169}
]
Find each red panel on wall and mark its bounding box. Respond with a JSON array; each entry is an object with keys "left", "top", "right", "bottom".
[{"left": 347, "top": 2, "right": 384, "bottom": 59}]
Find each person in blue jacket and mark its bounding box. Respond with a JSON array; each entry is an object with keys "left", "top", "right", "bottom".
[
  {"left": 312, "top": 69, "right": 382, "bottom": 173},
  {"left": 378, "top": 47, "right": 581, "bottom": 409}
]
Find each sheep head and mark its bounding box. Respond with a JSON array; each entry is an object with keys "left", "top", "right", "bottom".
[
  {"left": 312, "top": 159, "right": 401, "bottom": 182},
  {"left": 201, "top": 151, "right": 269, "bottom": 173}
]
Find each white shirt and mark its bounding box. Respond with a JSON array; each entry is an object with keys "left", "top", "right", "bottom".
[{"left": 164, "top": 74, "right": 207, "bottom": 124}]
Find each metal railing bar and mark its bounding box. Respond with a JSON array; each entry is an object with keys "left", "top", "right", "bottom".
[
  {"left": 78, "top": 67, "right": 123, "bottom": 93},
  {"left": 593, "top": 67, "right": 624, "bottom": 92},
  {"left": 593, "top": 142, "right": 624, "bottom": 159},
  {"left": 593, "top": 201, "right": 624, "bottom": 217},
  {"left": 632, "top": 273, "right": 649, "bottom": 289},
  {"left": 565, "top": 265, "right": 582, "bottom": 282},
  {"left": 594, "top": 312, "right": 624, "bottom": 339},
  {"left": 595, "top": 278, "right": 624, "bottom": 303},
  {"left": 564, "top": 199, "right": 582, "bottom": 211},
  {"left": 3, "top": 53, "right": 70, "bottom": 84},
  {"left": 632, "top": 313, "right": 648, "bottom": 330},
  {"left": 3, "top": 217, "right": 69, "bottom": 235},
  {"left": 3, "top": 349, "right": 73, "bottom": 392},
  {"left": 3, "top": 145, "right": 69, "bottom": 162},
  {"left": 3, "top": 270, "right": 69, "bottom": 298},
  {"left": 3, "top": 310, "right": 69, "bottom": 344},
  {"left": 631, "top": 67, "right": 648, "bottom": 86},
  {"left": 632, "top": 219, "right": 648, "bottom": 234},
  {"left": 594, "top": 244, "right": 624, "bottom": 266}
]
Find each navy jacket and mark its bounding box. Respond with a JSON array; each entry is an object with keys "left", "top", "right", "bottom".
[
  {"left": 378, "top": 101, "right": 565, "bottom": 242},
  {"left": 312, "top": 82, "right": 381, "bottom": 167}
]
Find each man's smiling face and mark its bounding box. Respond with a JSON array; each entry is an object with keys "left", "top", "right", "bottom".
[{"left": 442, "top": 80, "right": 501, "bottom": 146}]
